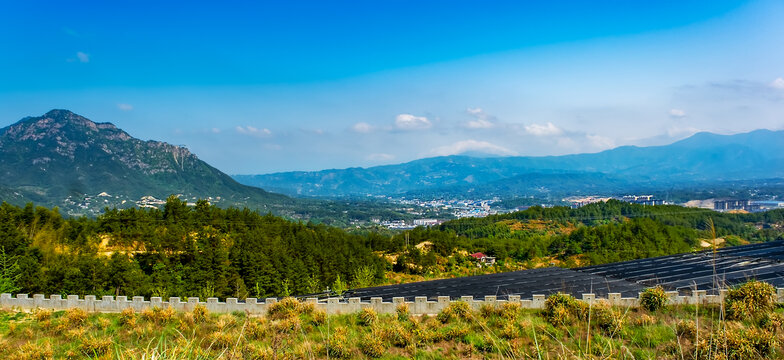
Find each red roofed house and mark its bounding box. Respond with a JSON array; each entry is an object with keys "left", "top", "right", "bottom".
[{"left": 469, "top": 252, "right": 496, "bottom": 266}]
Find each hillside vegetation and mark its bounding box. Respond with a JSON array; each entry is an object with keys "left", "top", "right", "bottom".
[
  {"left": 0, "top": 199, "right": 782, "bottom": 299},
  {"left": 1, "top": 282, "right": 783, "bottom": 359}
]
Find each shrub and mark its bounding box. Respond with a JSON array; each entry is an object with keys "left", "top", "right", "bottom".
[
  {"left": 443, "top": 324, "right": 469, "bottom": 340},
  {"left": 33, "top": 308, "right": 52, "bottom": 322},
  {"left": 675, "top": 320, "right": 697, "bottom": 341},
  {"left": 79, "top": 337, "right": 112, "bottom": 357},
  {"left": 327, "top": 328, "right": 351, "bottom": 358},
  {"left": 380, "top": 323, "right": 412, "bottom": 347},
  {"left": 311, "top": 309, "right": 327, "bottom": 326},
  {"left": 696, "top": 327, "right": 778, "bottom": 360},
  {"left": 208, "top": 331, "right": 235, "bottom": 349},
  {"left": 499, "top": 302, "right": 521, "bottom": 320},
  {"left": 396, "top": 302, "right": 410, "bottom": 321},
  {"left": 543, "top": 293, "right": 589, "bottom": 326},
  {"left": 479, "top": 303, "right": 497, "bottom": 318},
  {"left": 271, "top": 316, "right": 301, "bottom": 334},
  {"left": 593, "top": 305, "right": 623, "bottom": 335},
  {"left": 359, "top": 332, "right": 386, "bottom": 358},
  {"left": 141, "top": 306, "right": 175, "bottom": 324},
  {"left": 640, "top": 286, "right": 669, "bottom": 312},
  {"left": 725, "top": 280, "right": 776, "bottom": 320},
  {"left": 119, "top": 307, "right": 136, "bottom": 326},
  {"left": 65, "top": 308, "right": 89, "bottom": 327},
  {"left": 16, "top": 341, "right": 53, "bottom": 360},
  {"left": 358, "top": 307, "right": 377, "bottom": 326},
  {"left": 501, "top": 322, "right": 518, "bottom": 339},
  {"left": 759, "top": 312, "right": 784, "bottom": 332},
  {"left": 437, "top": 301, "right": 471, "bottom": 323},
  {"left": 192, "top": 304, "right": 209, "bottom": 323},
  {"left": 245, "top": 318, "right": 267, "bottom": 340},
  {"left": 267, "top": 297, "right": 307, "bottom": 320}
]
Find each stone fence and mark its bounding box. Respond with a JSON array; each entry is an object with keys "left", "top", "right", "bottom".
[{"left": 2, "top": 289, "right": 784, "bottom": 316}]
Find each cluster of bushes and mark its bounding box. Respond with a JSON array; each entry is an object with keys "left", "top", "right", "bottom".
[{"left": 1, "top": 280, "right": 783, "bottom": 359}]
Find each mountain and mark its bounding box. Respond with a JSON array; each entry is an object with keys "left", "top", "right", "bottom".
[
  {"left": 233, "top": 129, "right": 784, "bottom": 199},
  {"left": 0, "top": 110, "right": 289, "bottom": 215}
]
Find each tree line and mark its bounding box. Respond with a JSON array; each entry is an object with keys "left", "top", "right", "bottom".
[{"left": 0, "top": 198, "right": 781, "bottom": 298}]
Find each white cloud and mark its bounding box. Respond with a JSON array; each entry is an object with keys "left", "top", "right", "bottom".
[
  {"left": 465, "top": 107, "right": 495, "bottom": 129},
  {"left": 668, "top": 108, "right": 686, "bottom": 118},
  {"left": 366, "top": 153, "right": 395, "bottom": 161},
  {"left": 352, "top": 122, "right": 373, "bottom": 133},
  {"left": 586, "top": 134, "right": 615, "bottom": 149},
  {"left": 394, "top": 114, "right": 431, "bottom": 130},
  {"left": 235, "top": 126, "right": 272, "bottom": 137},
  {"left": 666, "top": 126, "right": 700, "bottom": 138},
  {"left": 76, "top": 51, "right": 89, "bottom": 63},
  {"left": 467, "top": 119, "right": 494, "bottom": 129},
  {"left": 771, "top": 78, "right": 784, "bottom": 90},
  {"left": 211, "top": 128, "right": 221, "bottom": 134},
  {"left": 524, "top": 122, "right": 563, "bottom": 136},
  {"left": 117, "top": 103, "right": 133, "bottom": 111},
  {"left": 466, "top": 107, "right": 483, "bottom": 115},
  {"left": 430, "top": 139, "right": 517, "bottom": 157}
]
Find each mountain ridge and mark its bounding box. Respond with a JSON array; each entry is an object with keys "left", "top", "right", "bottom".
[
  {"left": 233, "top": 129, "right": 784, "bottom": 198},
  {"left": 0, "top": 109, "right": 289, "bottom": 215}
]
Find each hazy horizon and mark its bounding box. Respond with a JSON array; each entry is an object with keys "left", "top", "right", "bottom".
[{"left": 2, "top": 0, "right": 783, "bottom": 174}]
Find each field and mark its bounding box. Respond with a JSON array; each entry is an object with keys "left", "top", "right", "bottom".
[{"left": 1, "top": 284, "right": 783, "bottom": 360}]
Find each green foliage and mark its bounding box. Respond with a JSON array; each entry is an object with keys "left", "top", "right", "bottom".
[
  {"left": 0, "top": 199, "right": 385, "bottom": 299},
  {"left": 543, "top": 293, "right": 588, "bottom": 326},
  {"left": 331, "top": 274, "right": 347, "bottom": 297},
  {"left": 725, "top": 280, "right": 777, "bottom": 320},
  {"left": 358, "top": 308, "right": 378, "bottom": 326},
  {"left": 0, "top": 247, "right": 21, "bottom": 294},
  {"left": 640, "top": 286, "right": 669, "bottom": 312},
  {"left": 436, "top": 301, "right": 471, "bottom": 323},
  {"left": 351, "top": 266, "right": 375, "bottom": 289}
]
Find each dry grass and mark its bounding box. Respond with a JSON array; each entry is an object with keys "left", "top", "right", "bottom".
[{"left": 0, "top": 282, "right": 782, "bottom": 359}]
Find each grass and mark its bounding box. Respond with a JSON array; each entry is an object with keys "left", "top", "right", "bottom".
[{"left": 0, "top": 295, "right": 782, "bottom": 359}]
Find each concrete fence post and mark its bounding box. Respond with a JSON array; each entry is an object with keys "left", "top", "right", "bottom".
[
  {"left": 484, "top": 295, "right": 497, "bottom": 307},
  {"left": 777, "top": 288, "right": 784, "bottom": 303},
  {"left": 370, "top": 297, "right": 383, "bottom": 312},
  {"left": 33, "top": 294, "right": 45, "bottom": 309},
  {"left": 508, "top": 295, "right": 521, "bottom": 303},
  {"left": 326, "top": 297, "right": 340, "bottom": 314},
  {"left": 67, "top": 295, "right": 80, "bottom": 310},
  {"left": 414, "top": 296, "right": 427, "bottom": 315},
  {"left": 532, "top": 295, "right": 546, "bottom": 309},
  {"left": 150, "top": 297, "right": 163, "bottom": 309},
  {"left": 50, "top": 295, "right": 64, "bottom": 310},
  {"left": 665, "top": 291, "right": 681, "bottom": 305},
  {"left": 694, "top": 290, "right": 707, "bottom": 305},
  {"left": 437, "top": 296, "right": 450, "bottom": 313},
  {"left": 116, "top": 296, "right": 128, "bottom": 311},
  {"left": 131, "top": 296, "right": 145, "bottom": 312},
  {"left": 206, "top": 298, "right": 220, "bottom": 313},
  {"left": 607, "top": 293, "right": 621, "bottom": 306},
  {"left": 245, "top": 298, "right": 259, "bottom": 314},
  {"left": 0, "top": 293, "right": 11, "bottom": 308}
]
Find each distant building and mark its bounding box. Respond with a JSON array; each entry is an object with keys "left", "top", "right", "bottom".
[
  {"left": 413, "top": 219, "right": 440, "bottom": 226},
  {"left": 620, "top": 195, "right": 666, "bottom": 206},
  {"left": 714, "top": 199, "right": 760, "bottom": 212},
  {"left": 469, "top": 252, "right": 496, "bottom": 266}
]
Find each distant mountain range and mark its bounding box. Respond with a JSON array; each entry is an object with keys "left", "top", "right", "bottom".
[
  {"left": 0, "top": 110, "right": 290, "bottom": 216},
  {"left": 234, "top": 129, "right": 784, "bottom": 199}
]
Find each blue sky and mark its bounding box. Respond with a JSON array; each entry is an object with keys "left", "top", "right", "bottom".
[{"left": 1, "top": 0, "right": 783, "bottom": 173}]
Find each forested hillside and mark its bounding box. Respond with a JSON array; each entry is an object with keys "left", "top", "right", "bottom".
[
  {"left": 0, "top": 197, "right": 385, "bottom": 299},
  {"left": 1, "top": 199, "right": 782, "bottom": 299}
]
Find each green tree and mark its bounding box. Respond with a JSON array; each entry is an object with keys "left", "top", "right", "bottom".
[
  {"left": 332, "top": 274, "right": 347, "bottom": 296},
  {"left": 0, "top": 247, "right": 21, "bottom": 294}
]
